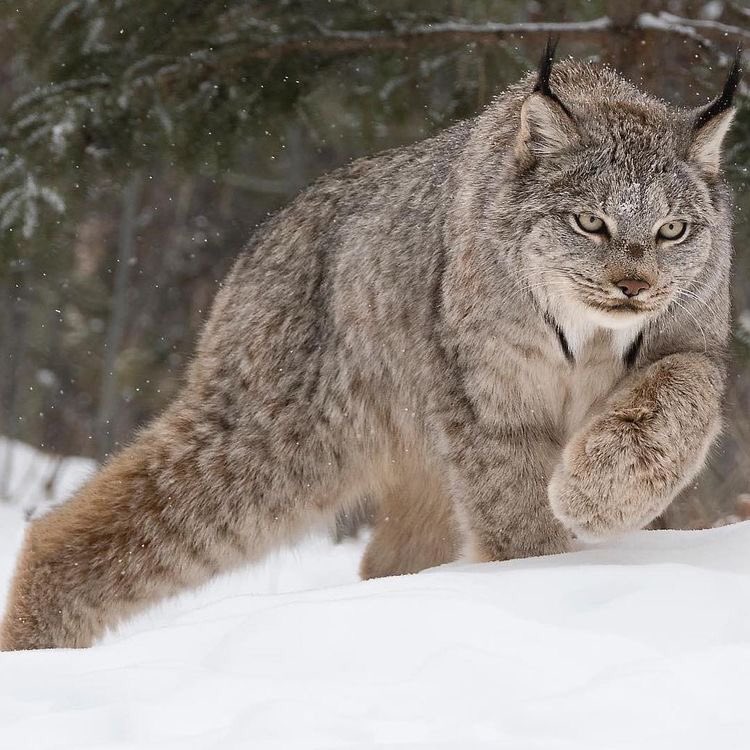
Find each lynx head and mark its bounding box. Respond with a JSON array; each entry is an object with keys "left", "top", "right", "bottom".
[{"left": 508, "top": 40, "right": 741, "bottom": 331}]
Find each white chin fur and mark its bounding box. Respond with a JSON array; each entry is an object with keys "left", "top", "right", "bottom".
[
  {"left": 548, "top": 297, "right": 646, "bottom": 359},
  {"left": 580, "top": 305, "right": 647, "bottom": 330}
]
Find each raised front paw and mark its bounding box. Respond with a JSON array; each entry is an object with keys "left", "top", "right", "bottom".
[{"left": 547, "top": 411, "right": 682, "bottom": 541}]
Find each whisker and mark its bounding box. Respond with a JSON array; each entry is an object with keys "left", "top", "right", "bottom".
[
  {"left": 670, "top": 298, "right": 708, "bottom": 353},
  {"left": 675, "top": 287, "right": 721, "bottom": 318}
]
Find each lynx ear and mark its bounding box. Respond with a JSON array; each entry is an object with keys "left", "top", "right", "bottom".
[
  {"left": 516, "top": 38, "right": 578, "bottom": 163},
  {"left": 689, "top": 49, "right": 742, "bottom": 175},
  {"left": 518, "top": 93, "right": 578, "bottom": 157}
]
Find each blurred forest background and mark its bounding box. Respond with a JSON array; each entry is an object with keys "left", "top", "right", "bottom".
[{"left": 1, "top": 0, "right": 750, "bottom": 528}]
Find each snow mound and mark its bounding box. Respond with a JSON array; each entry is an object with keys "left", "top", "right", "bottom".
[
  {"left": 2, "top": 497, "right": 750, "bottom": 749},
  {"left": 1, "top": 440, "right": 749, "bottom": 748},
  {"left": 0, "top": 437, "right": 95, "bottom": 511}
]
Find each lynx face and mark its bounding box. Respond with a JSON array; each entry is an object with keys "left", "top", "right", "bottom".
[
  {"left": 506, "top": 57, "right": 736, "bottom": 332},
  {"left": 521, "top": 139, "right": 720, "bottom": 330}
]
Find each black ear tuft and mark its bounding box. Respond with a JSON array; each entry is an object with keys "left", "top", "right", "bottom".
[
  {"left": 533, "top": 36, "right": 559, "bottom": 98},
  {"left": 532, "top": 36, "right": 572, "bottom": 118},
  {"left": 695, "top": 46, "right": 743, "bottom": 131}
]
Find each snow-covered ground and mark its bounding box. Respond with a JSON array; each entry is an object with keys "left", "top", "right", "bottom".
[{"left": 2, "top": 440, "right": 750, "bottom": 749}]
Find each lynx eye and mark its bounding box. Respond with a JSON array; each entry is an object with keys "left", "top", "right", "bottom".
[
  {"left": 574, "top": 213, "right": 606, "bottom": 234},
  {"left": 657, "top": 220, "right": 688, "bottom": 241}
]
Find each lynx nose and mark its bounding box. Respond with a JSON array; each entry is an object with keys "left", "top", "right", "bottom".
[{"left": 615, "top": 278, "right": 651, "bottom": 298}]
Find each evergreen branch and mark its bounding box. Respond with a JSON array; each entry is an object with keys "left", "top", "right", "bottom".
[
  {"left": 208, "top": 18, "right": 614, "bottom": 61},
  {"left": 647, "top": 12, "right": 750, "bottom": 41},
  {"left": 192, "top": 15, "right": 749, "bottom": 64},
  {"left": 12, "top": 76, "right": 111, "bottom": 114}
]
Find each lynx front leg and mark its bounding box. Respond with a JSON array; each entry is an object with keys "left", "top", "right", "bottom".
[
  {"left": 549, "top": 353, "right": 723, "bottom": 540},
  {"left": 445, "top": 426, "right": 571, "bottom": 563}
]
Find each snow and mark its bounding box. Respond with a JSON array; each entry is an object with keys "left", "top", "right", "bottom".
[
  {"left": 2, "top": 442, "right": 750, "bottom": 749},
  {"left": 0, "top": 437, "right": 95, "bottom": 513}
]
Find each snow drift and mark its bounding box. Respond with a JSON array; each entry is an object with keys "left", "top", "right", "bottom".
[{"left": 1, "top": 441, "right": 749, "bottom": 749}]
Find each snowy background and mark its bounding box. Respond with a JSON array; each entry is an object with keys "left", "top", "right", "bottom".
[{"left": 2, "top": 439, "right": 750, "bottom": 749}]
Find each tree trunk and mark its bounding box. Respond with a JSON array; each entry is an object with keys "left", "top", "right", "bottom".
[{"left": 94, "top": 172, "right": 142, "bottom": 460}]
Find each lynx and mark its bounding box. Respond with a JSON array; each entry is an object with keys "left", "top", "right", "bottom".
[{"left": 1, "top": 43, "right": 739, "bottom": 649}]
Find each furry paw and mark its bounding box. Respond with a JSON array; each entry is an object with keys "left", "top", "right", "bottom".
[
  {"left": 548, "top": 411, "right": 679, "bottom": 541},
  {"left": 464, "top": 520, "right": 572, "bottom": 563}
]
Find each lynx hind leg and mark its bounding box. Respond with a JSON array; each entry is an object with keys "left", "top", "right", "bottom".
[
  {"left": 0, "top": 411, "right": 342, "bottom": 651},
  {"left": 360, "top": 464, "right": 459, "bottom": 580},
  {"left": 1, "top": 439, "right": 190, "bottom": 650}
]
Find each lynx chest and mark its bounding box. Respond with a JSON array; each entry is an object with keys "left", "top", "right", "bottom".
[
  {"left": 554, "top": 328, "right": 642, "bottom": 439},
  {"left": 465, "top": 323, "right": 641, "bottom": 441},
  {"left": 503, "top": 326, "right": 640, "bottom": 441}
]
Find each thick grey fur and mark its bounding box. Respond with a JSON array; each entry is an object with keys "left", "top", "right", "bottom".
[{"left": 1, "top": 55, "right": 737, "bottom": 649}]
